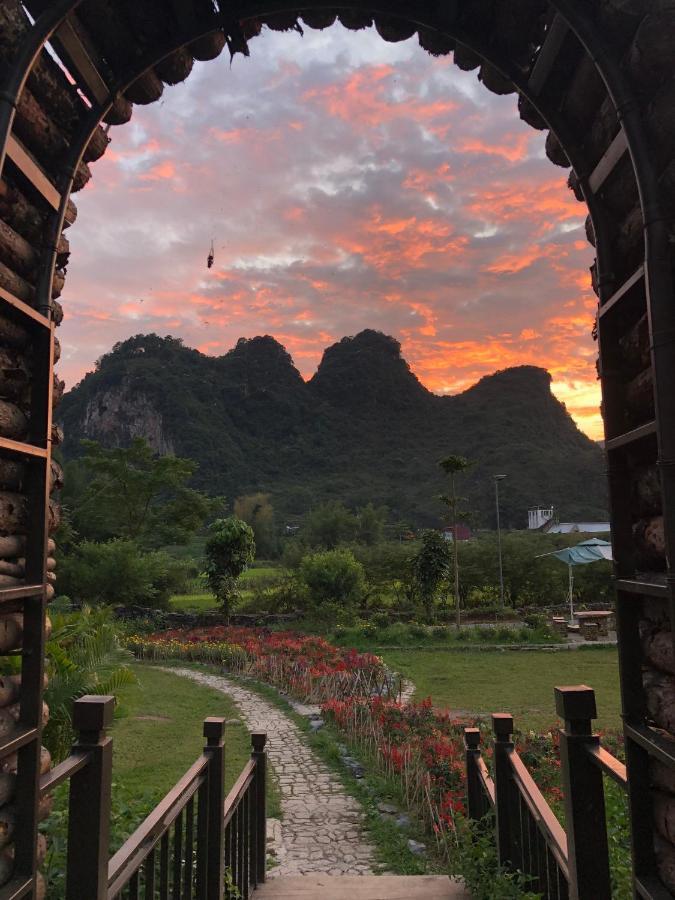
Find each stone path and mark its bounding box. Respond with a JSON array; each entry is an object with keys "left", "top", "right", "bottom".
[
  {"left": 399, "top": 678, "right": 415, "bottom": 705},
  {"left": 162, "top": 668, "right": 377, "bottom": 878}
]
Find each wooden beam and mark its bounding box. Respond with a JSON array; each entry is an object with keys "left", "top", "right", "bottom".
[
  {"left": 5, "top": 135, "right": 60, "bottom": 211},
  {"left": 589, "top": 128, "right": 629, "bottom": 194},
  {"left": 53, "top": 18, "right": 110, "bottom": 105},
  {"left": 0, "top": 284, "right": 51, "bottom": 329},
  {"left": 528, "top": 14, "right": 569, "bottom": 96}
]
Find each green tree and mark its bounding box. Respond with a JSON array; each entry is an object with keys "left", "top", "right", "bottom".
[
  {"left": 299, "top": 549, "right": 365, "bottom": 620},
  {"left": 356, "top": 503, "right": 388, "bottom": 546},
  {"left": 234, "top": 493, "right": 278, "bottom": 558},
  {"left": 302, "top": 501, "right": 358, "bottom": 549},
  {"left": 58, "top": 539, "right": 189, "bottom": 608},
  {"left": 65, "top": 438, "right": 219, "bottom": 547},
  {"left": 352, "top": 541, "right": 416, "bottom": 607},
  {"left": 410, "top": 530, "right": 451, "bottom": 622},
  {"left": 204, "top": 517, "right": 255, "bottom": 619},
  {"left": 444, "top": 531, "right": 613, "bottom": 610},
  {"left": 439, "top": 455, "right": 474, "bottom": 626}
]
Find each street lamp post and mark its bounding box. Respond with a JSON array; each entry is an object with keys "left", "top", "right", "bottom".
[{"left": 494, "top": 475, "right": 507, "bottom": 609}]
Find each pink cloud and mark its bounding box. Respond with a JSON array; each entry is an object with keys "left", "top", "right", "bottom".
[{"left": 58, "top": 27, "right": 602, "bottom": 438}]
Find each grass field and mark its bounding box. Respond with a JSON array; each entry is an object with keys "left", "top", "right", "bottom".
[
  {"left": 170, "top": 592, "right": 217, "bottom": 612},
  {"left": 170, "top": 565, "right": 280, "bottom": 612},
  {"left": 382, "top": 647, "right": 621, "bottom": 732},
  {"left": 111, "top": 665, "right": 260, "bottom": 812},
  {"left": 240, "top": 566, "right": 280, "bottom": 581}
]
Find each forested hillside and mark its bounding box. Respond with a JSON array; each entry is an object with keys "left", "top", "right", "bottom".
[{"left": 58, "top": 331, "right": 607, "bottom": 528}]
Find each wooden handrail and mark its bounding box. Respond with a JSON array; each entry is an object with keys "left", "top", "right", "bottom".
[
  {"left": 57, "top": 714, "right": 265, "bottom": 898},
  {"left": 508, "top": 749, "right": 569, "bottom": 880},
  {"left": 476, "top": 756, "right": 495, "bottom": 807},
  {"left": 223, "top": 759, "right": 256, "bottom": 828},
  {"left": 587, "top": 744, "right": 627, "bottom": 788},
  {"left": 107, "top": 755, "right": 208, "bottom": 895},
  {"left": 39, "top": 751, "right": 89, "bottom": 798}
]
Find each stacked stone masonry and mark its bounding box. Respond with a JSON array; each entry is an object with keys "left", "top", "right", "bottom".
[{"left": 0, "top": 0, "right": 674, "bottom": 893}]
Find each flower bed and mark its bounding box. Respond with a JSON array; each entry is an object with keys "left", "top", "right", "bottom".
[
  {"left": 126, "top": 626, "right": 396, "bottom": 703},
  {"left": 126, "top": 635, "right": 248, "bottom": 669},
  {"left": 323, "top": 695, "right": 469, "bottom": 847},
  {"left": 321, "top": 695, "right": 569, "bottom": 850},
  {"left": 321, "top": 694, "right": 630, "bottom": 895}
]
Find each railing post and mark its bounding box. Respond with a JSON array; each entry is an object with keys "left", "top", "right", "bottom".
[
  {"left": 251, "top": 732, "right": 267, "bottom": 886},
  {"left": 492, "top": 713, "right": 514, "bottom": 870},
  {"left": 66, "top": 695, "right": 114, "bottom": 900},
  {"left": 204, "top": 717, "right": 226, "bottom": 900},
  {"left": 464, "top": 727, "right": 483, "bottom": 820},
  {"left": 555, "top": 686, "right": 612, "bottom": 900}
]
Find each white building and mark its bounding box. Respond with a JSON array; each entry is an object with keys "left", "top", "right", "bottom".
[
  {"left": 528, "top": 506, "right": 610, "bottom": 534},
  {"left": 528, "top": 506, "right": 555, "bottom": 530}
]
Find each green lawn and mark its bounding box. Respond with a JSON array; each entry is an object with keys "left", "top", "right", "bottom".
[
  {"left": 382, "top": 648, "right": 621, "bottom": 732},
  {"left": 169, "top": 565, "right": 280, "bottom": 612},
  {"left": 111, "top": 665, "right": 258, "bottom": 812},
  {"left": 45, "top": 664, "right": 279, "bottom": 896},
  {"left": 240, "top": 565, "right": 279, "bottom": 582},
  {"left": 170, "top": 592, "right": 217, "bottom": 612}
]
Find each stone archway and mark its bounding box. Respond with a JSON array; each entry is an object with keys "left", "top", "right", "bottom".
[{"left": 1, "top": 1, "right": 674, "bottom": 894}]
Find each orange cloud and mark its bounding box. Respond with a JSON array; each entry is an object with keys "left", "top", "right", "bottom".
[
  {"left": 458, "top": 134, "right": 532, "bottom": 163},
  {"left": 467, "top": 179, "right": 583, "bottom": 227},
  {"left": 302, "top": 65, "right": 458, "bottom": 128},
  {"left": 486, "top": 245, "right": 544, "bottom": 274},
  {"left": 140, "top": 160, "right": 176, "bottom": 181}
]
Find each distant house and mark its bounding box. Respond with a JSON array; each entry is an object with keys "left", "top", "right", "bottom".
[
  {"left": 544, "top": 521, "right": 611, "bottom": 534},
  {"left": 528, "top": 506, "right": 555, "bottom": 530},
  {"left": 442, "top": 524, "right": 473, "bottom": 542},
  {"left": 527, "top": 506, "right": 609, "bottom": 534}
]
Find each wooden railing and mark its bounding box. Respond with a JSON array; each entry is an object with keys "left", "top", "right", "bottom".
[
  {"left": 465, "top": 685, "right": 628, "bottom": 900},
  {"left": 40, "top": 695, "right": 267, "bottom": 899}
]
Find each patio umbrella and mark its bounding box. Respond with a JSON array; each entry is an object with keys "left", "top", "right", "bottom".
[{"left": 536, "top": 538, "right": 613, "bottom": 622}]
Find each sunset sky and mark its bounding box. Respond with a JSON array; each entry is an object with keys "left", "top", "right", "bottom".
[{"left": 58, "top": 22, "right": 603, "bottom": 439}]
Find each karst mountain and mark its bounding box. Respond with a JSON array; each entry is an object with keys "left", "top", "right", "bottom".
[{"left": 57, "top": 330, "right": 608, "bottom": 528}]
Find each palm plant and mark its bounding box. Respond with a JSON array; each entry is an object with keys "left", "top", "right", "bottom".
[{"left": 44, "top": 606, "right": 136, "bottom": 760}]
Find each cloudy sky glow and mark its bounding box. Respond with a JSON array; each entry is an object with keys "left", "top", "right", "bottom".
[{"left": 59, "top": 23, "right": 603, "bottom": 438}]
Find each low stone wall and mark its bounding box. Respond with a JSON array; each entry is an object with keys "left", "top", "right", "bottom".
[{"left": 113, "top": 605, "right": 303, "bottom": 629}]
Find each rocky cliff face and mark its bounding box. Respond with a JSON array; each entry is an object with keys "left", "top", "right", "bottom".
[
  {"left": 80, "top": 384, "right": 175, "bottom": 455},
  {"left": 58, "top": 331, "right": 608, "bottom": 527}
]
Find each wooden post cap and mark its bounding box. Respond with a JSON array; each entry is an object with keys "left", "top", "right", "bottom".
[
  {"left": 555, "top": 685, "right": 597, "bottom": 721},
  {"left": 72, "top": 695, "right": 115, "bottom": 733},
  {"left": 464, "top": 727, "right": 481, "bottom": 749},
  {"left": 492, "top": 713, "right": 514, "bottom": 737},
  {"left": 251, "top": 732, "right": 267, "bottom": 752},
  {"left": 203, "top": 717, "right": 226, "bottom": 744}
]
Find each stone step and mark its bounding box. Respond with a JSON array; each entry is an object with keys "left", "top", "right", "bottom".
[{"left": 255, "top": 875, "right": 470, "bottom": 899}]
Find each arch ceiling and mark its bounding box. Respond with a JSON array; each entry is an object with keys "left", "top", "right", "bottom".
[{"left": 0, "top": 1, "right": 674, "bottom": 895}]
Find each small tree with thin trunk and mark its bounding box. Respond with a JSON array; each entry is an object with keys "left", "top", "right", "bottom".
[
  {"left": 410, "top": 530, "right": 451, "bottom": 623},
  {"left": 439, "top": 455, "right": 474, "bottom": 627},
  {"left": 205, "top": 517, "right": 255, "bottom": 621}
]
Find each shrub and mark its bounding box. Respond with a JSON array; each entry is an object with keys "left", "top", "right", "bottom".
[
  {"left": 59, "top": 539, "right": 190, "bottom": 608},
  {"left": 44, "top": 606, "right": 136, "bottom": 760},
  {"left": 298, "top": 549, "right": 366, "bottom": 620},
  {"left": 409, "top": 623, "right": 429, "bottom": 639},
  {"left": 241, "top": 572, "right": 302, "bottom": 613}
]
